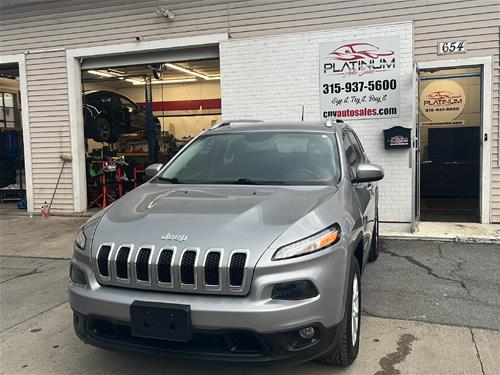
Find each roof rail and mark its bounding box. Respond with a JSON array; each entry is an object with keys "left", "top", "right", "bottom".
[
  {"left": 210, "top": 119, "right": 264, "bottom": 129},
  {"left": 324, "top": 117, "right": 343, "bottom": 128}
]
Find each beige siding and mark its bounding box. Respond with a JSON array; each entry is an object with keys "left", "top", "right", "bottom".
[
  {"left": 1, "top": 0, "right": 499, "bottom": 218},
  {"left": 25, "top": 50, "right": 73, "bottom": 213}
]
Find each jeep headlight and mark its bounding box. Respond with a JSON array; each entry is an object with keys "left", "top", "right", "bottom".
[
  {"left": 74, "top": 228, "right": 87, "bottom": 251},
  {"left": 272, "top": 224, "right": 341, "bottom": 260}
]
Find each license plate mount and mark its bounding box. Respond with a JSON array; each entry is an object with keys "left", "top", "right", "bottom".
[{"left": 130, "top": 301, "right": 192, "bottom": 342}]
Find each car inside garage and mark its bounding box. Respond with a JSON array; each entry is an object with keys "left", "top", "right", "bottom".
[{"left": 80, "top": 57, "right": 221, "bottom": 210}]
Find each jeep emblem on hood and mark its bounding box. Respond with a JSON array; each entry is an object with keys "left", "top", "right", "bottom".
[{"left": 161, "top": 233, "right": 188, "bottom": 242}]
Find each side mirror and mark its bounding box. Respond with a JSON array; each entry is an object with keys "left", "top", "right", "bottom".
[
  {"left": 145, "top": 163, "right": 163, "bottom": 179},
  {"left": 352, "top": 163, "right": 384, "bottom": 183}
]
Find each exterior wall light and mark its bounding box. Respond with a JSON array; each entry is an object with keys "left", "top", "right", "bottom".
[{"left": 154, "top": 7, "right": 175, "bottom": 20}]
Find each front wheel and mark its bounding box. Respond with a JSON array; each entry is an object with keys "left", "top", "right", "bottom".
[
  {"left": 320, "top": 257, "right": 361, "bottom": 367},
  {"left": 93, "top": 116, "right": 118, "bottom": 143}
]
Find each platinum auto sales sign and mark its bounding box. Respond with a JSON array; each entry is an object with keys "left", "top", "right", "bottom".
[{"left": 320, "top": 37, "right": 400, "bottom": 120}]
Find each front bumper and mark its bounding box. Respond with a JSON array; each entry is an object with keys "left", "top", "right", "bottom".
[
  {"left": 69, "top": 243, "right": 348, "bottom": 332},
  {"left": 69, "top": 239, "right": 349, "bottom": 364},
  {"left": 73, "top": 309, "right": 343, "bottom": 365}
]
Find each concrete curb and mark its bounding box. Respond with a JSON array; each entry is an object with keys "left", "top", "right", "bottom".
[{"left": 380, "top": 234, "right": 500, "bottom": 244}]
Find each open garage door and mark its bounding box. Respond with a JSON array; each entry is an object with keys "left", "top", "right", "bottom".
[
  {"left": 0, "top": 63, "right": 27, "bottom": 211},
  {"left": 80, "top": 52, "right": 221, "bottom": 212}
]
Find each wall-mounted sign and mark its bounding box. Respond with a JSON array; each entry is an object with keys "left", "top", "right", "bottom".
[
  {"left": 437, "top": 41, "right": 466, "bottom": 55},
  {"left": 420, "top": 80, "right": 466, "bottom": 124},
  {"left": 319, "top": 37, "right": 400, "bottom": 120},
  {"left": 383, "top": 126, "right": 411, "bottom": 149}
]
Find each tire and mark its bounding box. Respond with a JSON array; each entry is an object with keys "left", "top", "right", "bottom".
[
  {"left": 368, "top": 210, "right": 379, "bottom": 262},
  {"left": 320, "top": 257, "right": 361, "bottom": 367},
  {"left": 93, "top": 116, "right": 118, "bottom": 143}
]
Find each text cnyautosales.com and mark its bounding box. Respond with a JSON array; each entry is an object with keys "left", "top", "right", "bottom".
[{"left": 322, "top": 107, "right": 397, "bottom": 118}]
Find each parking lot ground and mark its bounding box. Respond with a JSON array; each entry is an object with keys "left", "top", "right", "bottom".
[
  {"left": 0, "top": 213, "right": 86, "bottom": 259},
  {"left": 1, "top": 302, "right": 498, "bottom": 375}
]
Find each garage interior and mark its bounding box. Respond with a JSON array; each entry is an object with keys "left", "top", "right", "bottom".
[
  {"left": 0, "top": 63, "right": 26, "bottom": 210},
  {"left": 80, "top": 54, "right": 221, "bottom": 210}
]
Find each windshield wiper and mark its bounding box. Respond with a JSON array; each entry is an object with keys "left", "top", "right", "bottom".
[
  {"left": 156, "top": 176, "right": 182, "bottom": 184},
  {"left": 206, "top": 178, "right": 289, "bottom": 185},
  {"left": 233, "top": 178, "right": 260, "bottom": 185}
]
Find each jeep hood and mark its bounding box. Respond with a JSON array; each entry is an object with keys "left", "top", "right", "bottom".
[{"left": 92, "top": 183, "right": 339, "bottom": 262}]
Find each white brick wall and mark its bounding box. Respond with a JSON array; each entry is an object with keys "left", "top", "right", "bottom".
[{"left": 220, "top": 22, "right": 414, "bottom": 222}]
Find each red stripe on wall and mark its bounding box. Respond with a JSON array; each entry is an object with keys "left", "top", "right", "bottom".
[{"left": 137, "top": 99, "right": 221, "bottom": 111}]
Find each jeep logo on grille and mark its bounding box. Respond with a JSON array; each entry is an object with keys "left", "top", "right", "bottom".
[{"left": 161, "top": 233, "right": 188, "bottom": 242}]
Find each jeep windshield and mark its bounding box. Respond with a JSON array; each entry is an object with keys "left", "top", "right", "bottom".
[{"left": 157, "top": 131, "right": 341, "bottom": 185}]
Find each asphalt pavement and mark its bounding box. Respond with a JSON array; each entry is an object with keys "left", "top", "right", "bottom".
[{"left": 363, "top": 240, "right": 500, "bottom": 330}]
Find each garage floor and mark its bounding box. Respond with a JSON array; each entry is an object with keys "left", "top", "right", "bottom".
[{"left": 1, "top": 214, "right": 499, "bottom": 374}]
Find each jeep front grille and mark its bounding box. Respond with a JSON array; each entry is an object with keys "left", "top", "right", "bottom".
[
  {"left": 229, "top": 252, "right": 247, "bottom": 287},
  {"left": 97, "top": 245, "right": 112, "bottom": 278},
  {"left": 180, "top": 250, "right": 197, "bottom": 285},
  {"left": 136, "top": 248, "right": 152, "bottom": 282},
  {"left": 204, "top": 251, "right": 221, "bottom": 286},
  {"left": 93, "top": 244, "right": 250, "bottom": 295},
  {"left": 115, "top": 247, "right": 130, "bottom": 280},
  {"left": 157, "top": 249, "right": 173, "bottom": 283}
]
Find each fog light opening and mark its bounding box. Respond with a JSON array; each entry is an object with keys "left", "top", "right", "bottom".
[
  {"left": 299, "top": 326, "right": 316, "bottom": 340},
  {"left": 271, "top": 280, "right": 319, "bottom": 300},
  {"left": 89, "top": 318, "right": 117, "bottom": 339}
]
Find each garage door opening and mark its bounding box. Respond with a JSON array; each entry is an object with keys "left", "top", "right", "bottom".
[
  {"left": 0, "top": 63, "right": 27, "bottom": 212},
  {"left": 80, "top": 59, "right": 221, "bottom": 211},
  {"left": 418, "top": 66, "right": 482, "bottom": 222}
]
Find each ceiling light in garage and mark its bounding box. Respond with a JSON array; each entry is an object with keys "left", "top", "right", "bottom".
[
  {"left": 125, "top": 78, "right": 144, "bottom": 84},
  {"left": 132, "top": 78, "right": 197, "bottom": 85},
  {"left": 164, "top": 63, "right": 219, "bottom": 80},
  {"left": 87, "top": 70, "right": 114, "bottom": 78},
  {"left": 88, "top": 69, "right": 126, "bottom": 78}
]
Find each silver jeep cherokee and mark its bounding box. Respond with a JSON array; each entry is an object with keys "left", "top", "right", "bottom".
[{"left": 69, "top": 119, "right": 383, "bottom": 367}]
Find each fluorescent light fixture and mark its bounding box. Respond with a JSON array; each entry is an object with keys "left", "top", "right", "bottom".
[
  {"left": 154, "top": 7, "right": 175, "bottom": 19},
  {"left": 87, "top": 70, "right": 114, "bottom": 78},
  {"left": 125, "top": 78, "right": 143, "bottom": 84},
  {"left": 108, "top": 69, "right": 125, "bottom": 76},
  {"left": 88, "top": 69, "right": 127, "bottom": 79},
  {"left": 131, "top": 78, "right": 197, "bottom": 85},
  {"left": 165, "top": 63, "right": 220, "bottom": 80}
]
